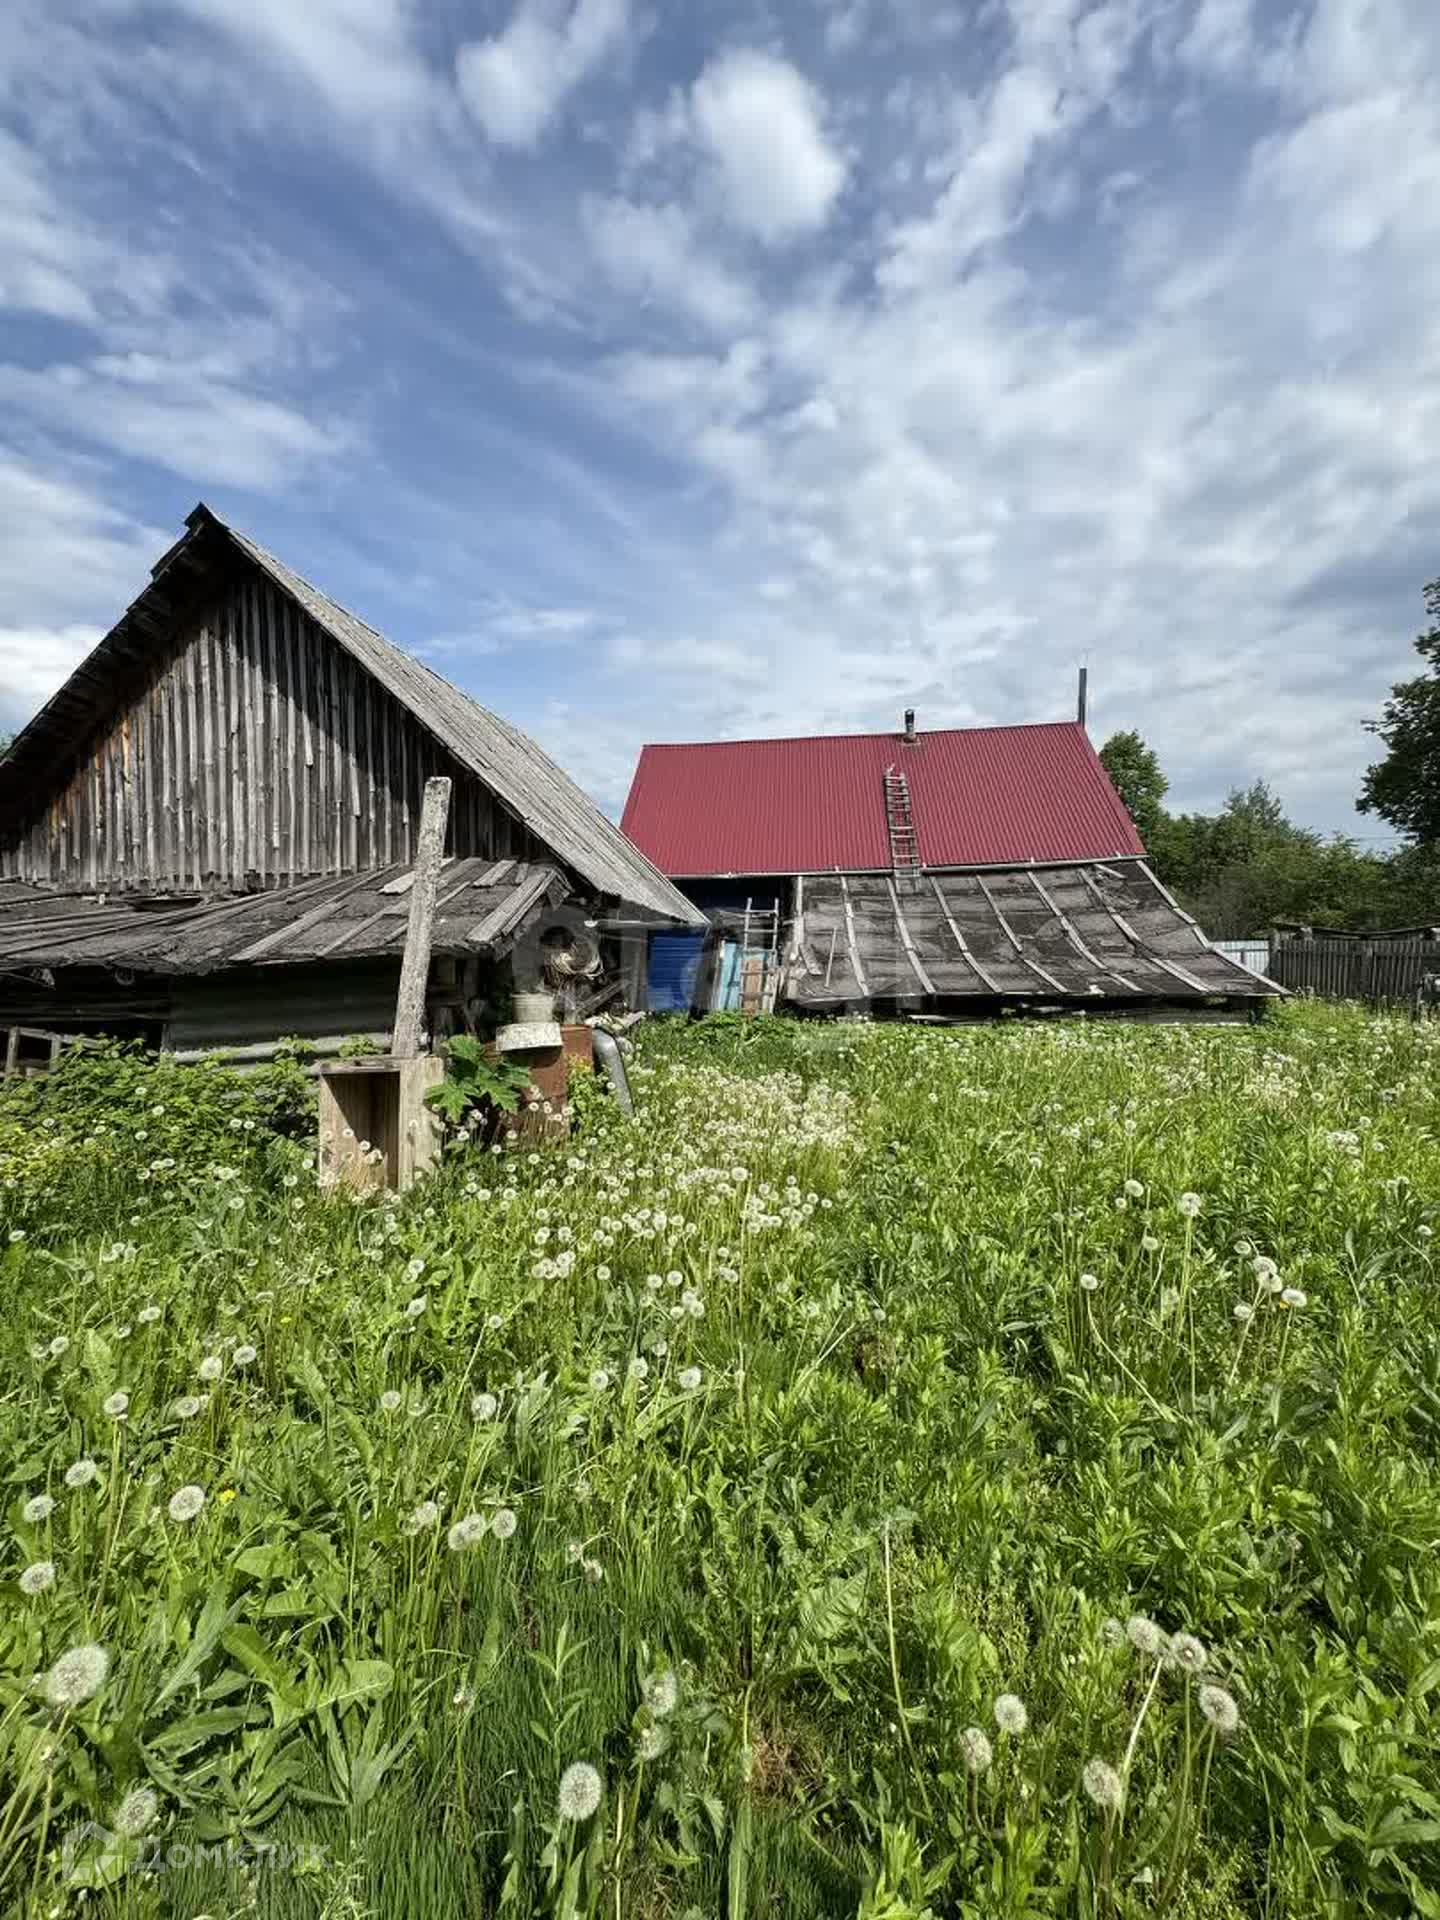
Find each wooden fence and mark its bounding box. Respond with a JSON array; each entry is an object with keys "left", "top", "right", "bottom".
[{"left": 1268, "top": 937, "right": 1440, "bottom": 1008}]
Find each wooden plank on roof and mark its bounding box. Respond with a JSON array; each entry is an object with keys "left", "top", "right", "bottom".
[
  {"left": 973, "top": 873, "right": 1069, "bottom": 992},
  {"left": 927, "top": 876, "right": 1006, "bottom": 992},
  {"left": 380, "top": 856, "right": 454, "bottom": 896},
  {"left": 1023, "top": 870, "right": 1140, "bottom": 992},
  {"left": 887, "top": 877, "right": 936, "bottom": 994},
  {"left": 228, "top": 870, "right": 383, "bottom": 963},
  {"left": 464, "top": 865, "right": 559, "bottom": 948},
  {"left": 1073, "top": 868, "right": 1211, "bottom": 993},
  {"left": 837, "top": 874, "right": 868, "bottom": 996},
  {"left": 475, "top": 858, "right": 515, "bottom": 887}
]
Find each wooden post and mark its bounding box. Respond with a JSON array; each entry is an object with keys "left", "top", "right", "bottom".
[{"left": 391, "top": 776, "right": 451, "bottom": 1058}]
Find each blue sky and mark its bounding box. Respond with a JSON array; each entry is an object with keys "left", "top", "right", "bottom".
[{"left": 1, "top": 0, "right": 1437, "bottom": 836}]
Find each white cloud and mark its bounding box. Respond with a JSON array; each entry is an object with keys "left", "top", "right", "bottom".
[
  {"left": 172, "top": 0, "right": 437, "bottom": 123},
  {"left": 0, "top": 626, "right": 104, "bottom": 727},
  {"left": 457, "top": 0, "right": 629, "bottom": 148},
  {"left": 583, "top": 196, "right": 756, "bottom": 332},
  {"left": 690, "top": 49, "right": 847, "bottom": 242}
]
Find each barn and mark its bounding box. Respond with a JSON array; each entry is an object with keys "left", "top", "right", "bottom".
[
  {"left": 621, "top": 712, "right": 1278, "bottom": 1020},
  {"left": 0, "top": 503, "right": 702, "bottom": 1062}
]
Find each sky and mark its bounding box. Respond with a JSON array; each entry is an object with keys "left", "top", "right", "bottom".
[{"left": 1, "top": 0, "right": 1437, "bottom": 837}]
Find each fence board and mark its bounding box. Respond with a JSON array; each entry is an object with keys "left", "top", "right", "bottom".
[{"left": 1269, "top": 937, "right": 1440, "bottom": 1008}]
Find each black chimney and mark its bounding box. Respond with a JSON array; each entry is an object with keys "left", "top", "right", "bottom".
[
  {"left": 903, "top": 708, "right": 916, "bottom": 743},
  {"left": 1076, "top": 668, "right": 1089, "bottom": 730}
]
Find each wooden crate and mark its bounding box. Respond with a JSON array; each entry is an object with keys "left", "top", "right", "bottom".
[{"left": 317, "top": 1054, "right": 445, "bottom": 1193}]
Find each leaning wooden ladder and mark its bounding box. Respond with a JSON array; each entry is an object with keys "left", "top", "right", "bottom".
[{"left": 883, "top": 766, "right": 922, "bottom": 888}]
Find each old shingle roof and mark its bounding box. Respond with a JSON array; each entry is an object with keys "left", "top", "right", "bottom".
[
  {"left": 0, "top": 505, "right": 702, "bottom": 927},
  {"left": 0, "top": 858, "right": 570, "bottom": 975}
]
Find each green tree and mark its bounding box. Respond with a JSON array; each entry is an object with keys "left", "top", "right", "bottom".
[
  {"left": 1098, "top": 730, "right": 1169, "bottom": 847},
  {"left": 1360, "top": 577, "right": 1440, "bottom": 842}
]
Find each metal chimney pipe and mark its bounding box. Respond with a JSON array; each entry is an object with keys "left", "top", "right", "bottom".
[
  {"left": 903, "top": 708, "right": 916, "bottom": 743},
  {"left": 1076, "top": 668, "right": 1089, "bottom": 730}
]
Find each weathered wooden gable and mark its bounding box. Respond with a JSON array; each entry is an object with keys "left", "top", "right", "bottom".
[{"left": 0, "top": 561, "right": 545, "bottom": 891}]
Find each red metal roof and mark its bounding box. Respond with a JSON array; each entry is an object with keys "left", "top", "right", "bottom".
[{"left": 620, "top": 722, "right": 1145, "bottom": 876}]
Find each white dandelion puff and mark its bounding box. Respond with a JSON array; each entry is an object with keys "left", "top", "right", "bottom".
[
  {"left": 677, "top": 1366, "right": 702, "bottom": 1392},
  {"left": 1100, "top": 1616, "right": 1126, "bottom": 1648},
  {"left": 379, "top": 1390, "right": 403, "bottom": 1414},
  {"left": 1197, "top": 1685, "right": 1240, "bottom": 1734},
  {"left": 405, "top": 1294, "right": 428, "bottom": 1318},
  {"left": 1126, "top": 1614, "right": 1165, "bottom": 1657},
  {"left": 959, "top": 1727, "right": 993, "bottom": 1774},
  {"left": 1281, "top": 1287, "right": 1307, "bottom": 1309},
  {"left": 172, "top": 1395, "right": 204, "bottom": 1420},
  {"left": 993, "top": 1693, "right": 1028, "bottom": 1735},
  {"left": 447, "top": 1513, "right": 487, "bottom": 1551},
  {"left": 627, "top": 1357, "right": 649, "bottom": 1383},
  {"left": 63, "top": 1459, "right": 98, "bottom": 1490},
  {"left": 1082, "top": 1758, "right": 1124, "bottom": 1811},
  {"left": 113, "top": 1785, "right": 159, "bottom": 1837},
  {"left": 23, "top": 1493, "right": 55, "bottom": 1524},
  {"left": 1079, "top": 1272, "right": 1100, "bottom": 1292},
  {"left": 589, "top": 1368, "right": 611, "bottom": 1392},
  {"left": 20, "top": 1560, "right": 56, "bottom": 1596},
  {"left": 103, "top": 1391, "right": 130, "bottom": 1418},
  {"left": 1177, "top": 1192, "right": 1202, "bottom": 1218},
  {"left": 197, "top": 1356, "right": 223, "bottom": 1383},
  {"left": 404, "top": 1500, "right": 441, "bottom": 1535},
  {"left": 1167, "top": 1632, "right": 1208, "bottom": 1675},
  {"left": 470, "top": 1391, "right": 499, "bottom": 1421},
  {"left": 232, "top": 1344, "right": 257, "bottom": 1367},
  {"left": 1233, "top": 1302, "right": 1253, "bottom": 1323},
  {"left": 1141, "top": 1234, "right": 1160, "bottom": 1253},
  {"left": 138, "top": 1305, "right": 162, "bottom": 1325},
  {"left": 42, "top": 1643, "right": 110, "bottom": 1709},
  {"left": 168, "top": 1485, "right": 206, "bottom": 1523},
  {"left": 642, "top": 1669, "right": 678, "bottom": 1719},
  {"left": 557, "top": 1761, "right": 603, "bottom": 1822},
  {"left": 490, "top": 1507, "right": 518, "bottom": 1540},
  {"left": 47, "top": 1335, "right": 70, "bottom": 1359},
  {"left": 1123, "top": 1179, "right": 1145, "bottom": 1198},
  {"left": 637, "top": 1724, "right": 669, "bottom": 1762}
]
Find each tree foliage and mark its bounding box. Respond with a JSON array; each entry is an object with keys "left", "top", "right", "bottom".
[
  {"left": 1359, "top": 577, "right": 1440, "bottom": 842},
  {"left": 1097, "top": 739, "right": 1437, "bottom": 938},
  {"left": 1097, "top": 730, "right": 1168, "bottom": 847}
]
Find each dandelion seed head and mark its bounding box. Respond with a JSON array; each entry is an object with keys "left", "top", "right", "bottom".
[
  {"left": 490, "top": 1507, "right": 518, "bottom": 1540},
  {"left": 557, "top": 1761, "right": 603, "bottom": 1822},
  {"left": 589, "top": 1368, "right": 611, "bottom": 1392},
  {"left": 1197, "top": 1685, "right": 1240, "bottom": 1734},
  {"left": 959, "top": 1726, "right": 993, "bottom": 1774},
  {"left": 637, "top": 1724, "right": 669, "bottom": 1761},
  {"left": 1126, "top": 1613, "right": 1165, "bottom": 1657},
  {"left": 138, "top": 1305, "right": 162, "bottom": 1324},
  {"left": 63, "top": 1459, "right": 98, "bottom": 1489},
  {"left": 23, "top": 1493, "right": 55, "bottom": 1523},
  {"left": 20, "top": 1560, "right": 56, "bottom": 1595},
  {"left": 642, "top": 1669, "right": 678, "bottom": 1719},
  {"left": 994, "top": 1693, "right": 1028, "bottom": 1735},
  {"left": 1167, "top": 1632, "right": 1207, "bottom": 1675},
  {"left": 447, "top": 1513, "right": 487, "bottom": 1552},
  {"left": 168, "top": 1484, "right": 206, "bottom": 1523},
  {"left": 1177, "top": 1191, "right": 1202, "bottom": 1218},
  {"left": 405, "top": 1294, "right": 428, "bottom": 1318},
  {"left": 172, "top": 1395, "right": 203, "bottom": 1420},
  {"left": 47, "top": 1335, "right": 70, "bottom": 1359},
  {"left": 627, "top": 1356, "right": 649, "bottom": 1383},
  {"left": 113, "top": 1786, "right": 159, "bottom": 1837},
  {"left": 197, "top": 1355, "right": 223, "bottom": 1383},
  {"left": 1141, "top": 1234, "right": 1160, "bottom": 1252},
  {"left": 1280, "top": 1287, "right": 1307, "bottom": 1308},
  {"left": 1079, "top": 1272, "right": 1100, "bottom": 1292},
  {"left": 471, "top": 1391, "right": 498, "bottom": 1421},
  {"left": 102, "top": 1390, "right": 130, "bottom": 1417},
  {"left": 404, "top": 1500, "right": 441, "bottom": 1535},
  {"left": 1232, "top": 1302, "right": 1253, "bottom": 1322},
  {"left": 232, "top": 1345, "right": 257, "bottom": 1366},
  {"left": 1123, "top": 1179, "right": 1145, "bottom": 1198},
  {"left": 1082, "top": 1758, "right": 1124, "bottom": 1811},
  {"left": 677, "top": 1366, "right": 702, "bottom": 1392},
  {"left": 42, "top": 1643, "right": 110, "bottom": 1709},
  {"left": 379, "top": 1390, "right": 403, "bottom": 1414}
]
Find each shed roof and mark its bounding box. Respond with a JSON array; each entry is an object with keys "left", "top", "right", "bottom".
[
  {"left": 0, "top": 505, "right": 701, "bottom": 927},
  {"left": 0, "top": 858, "right": 570, "bottom": 976},
  {"left": 787, "top": 861, "right": 1279, "bottom": 1006},
  {"left": 622, "top": 723, "right": 1144, "bottom": 876}
]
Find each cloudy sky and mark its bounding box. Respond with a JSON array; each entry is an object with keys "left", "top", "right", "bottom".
[{"left": 1, "top": 0, "right": 1436, "bottom": 833}]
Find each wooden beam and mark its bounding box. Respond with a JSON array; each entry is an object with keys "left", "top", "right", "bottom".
[
  {"left": 1073, "top": 868, "right": 1211, "bottom": 993},
  {"left": 1023, "top": 870, "right": 1140, "bottom": 992},
  {"left": 392, "top": 776, "right": 452, "bottom": 1058},
  {"left": 928, "top": 876, "right": 1005, "bottom": 993},
  {"left": 974, "top": 874, "right": 1069, "bottom": 992},
  {"left": 464, "top": 864, "right": 558, "bottom": 948},
  {"left": 887, "top": 877, "right": 936, "bottom": 994},
  {"left": 838, "top": 874, "right": 868, "bottom": 995}
]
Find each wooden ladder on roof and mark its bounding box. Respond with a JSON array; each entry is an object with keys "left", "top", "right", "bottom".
[{"left": 883, "top": 766, "right": 922, "bottom": 889}]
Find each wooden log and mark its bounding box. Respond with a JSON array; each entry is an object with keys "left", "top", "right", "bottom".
[{"left": 392, "top": 776, "right": 452, "bottom": 1058}]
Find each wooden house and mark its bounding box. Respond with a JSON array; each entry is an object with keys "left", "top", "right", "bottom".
[
  {"left": 0, "top": 504, "right": 702, "bottom": 1058},
  {"left": 622, "top": 713, "right": 1280, "bottom": 1021}
]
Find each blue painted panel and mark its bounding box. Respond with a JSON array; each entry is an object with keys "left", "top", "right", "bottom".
[{"left": 647, "top": 933, "right": 707, "bottom": 1012}]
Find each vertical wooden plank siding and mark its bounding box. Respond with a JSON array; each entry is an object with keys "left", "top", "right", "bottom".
[{"left": 0, "top": 564, "right": 547, "bottom": 890}]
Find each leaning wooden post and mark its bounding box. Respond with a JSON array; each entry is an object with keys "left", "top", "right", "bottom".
[{"left": 392, "top": 776, "right": 451, "bottom": 1058}]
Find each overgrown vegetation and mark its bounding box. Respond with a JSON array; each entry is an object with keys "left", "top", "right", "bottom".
[{"left": 4, "top": 1005, "right": 1440, "bottom": 1917}]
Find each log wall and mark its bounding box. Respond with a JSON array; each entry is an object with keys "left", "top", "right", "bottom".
[{"left": 1, "top": 565, "right": 543, "bottom": 890}]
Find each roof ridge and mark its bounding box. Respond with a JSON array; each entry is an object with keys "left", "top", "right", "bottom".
[{"left": 637, "top": 719, "right": 1083, "bottom": 750}]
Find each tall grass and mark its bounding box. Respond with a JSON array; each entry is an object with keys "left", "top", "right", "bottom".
[{"left": 3, "top": 1004, "right": 1440, "bottom": 1916}]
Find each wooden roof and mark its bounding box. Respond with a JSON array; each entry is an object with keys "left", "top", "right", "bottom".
[
  {"left": 787, "top": 861, "right": 1280, "bottom": 1006},
  {"left": 0, "top": 505, "right": 702, "bottom": 928},
  {"left": 0, "top": 859, "right": 570, "bottom": 976}
]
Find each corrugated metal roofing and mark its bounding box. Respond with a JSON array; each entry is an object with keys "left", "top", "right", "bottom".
[{"left": 621, "top": 723, "right": 1145, "bottom": 876}]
